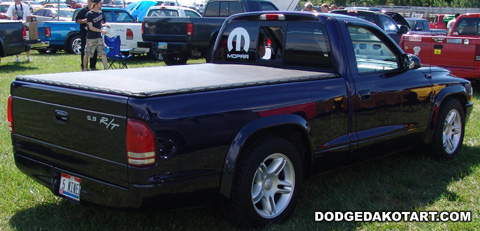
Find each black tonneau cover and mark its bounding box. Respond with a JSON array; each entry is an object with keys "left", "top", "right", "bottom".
[{"left": 16, "top": 64, "right": 335, "bottom": 97}]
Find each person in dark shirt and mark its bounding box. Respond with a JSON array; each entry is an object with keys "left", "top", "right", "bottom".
[
  {"left": 83, "top": 0, "right": 109, "bottom": 71},
  {"left": 76, "top": 0, "right": 103, "bottom": 70}
]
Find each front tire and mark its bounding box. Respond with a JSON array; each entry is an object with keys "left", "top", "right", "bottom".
[
  {"left": 227, "top": 137, "right": 303, "bottom": 227},
  {"left": 430, "top": 99, "right": 465, "bottom": 159}
]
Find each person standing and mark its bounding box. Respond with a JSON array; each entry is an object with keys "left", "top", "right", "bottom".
[
  {"left": 447, "top": 13, "right": 460, "bottom": 35},
  {"left": 83, "top": 0, "right": 109, "bottom": 71},
  {"left": 321, "top": 3, "right": 329, "bottom": 13},
  {"left": 76, "top": 0, "right": 101, "bottom": 70},
  {"left": 6, "top": 0, "right": 32, "bottom": 62},
  {"left": 302, "top": 2, "right": 316, "bottom": 12}
]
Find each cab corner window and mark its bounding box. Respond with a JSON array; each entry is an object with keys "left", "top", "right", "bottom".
[
  {"left": 348, "top": 25, "right": 399, "bottom": 74},
  {"left": 214, "top": 24, "right": 257, "bottom": 64}
]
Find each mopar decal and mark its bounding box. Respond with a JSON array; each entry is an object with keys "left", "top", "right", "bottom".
[{"left": 227, "top": 27, "right": 250, "bottom": 59}]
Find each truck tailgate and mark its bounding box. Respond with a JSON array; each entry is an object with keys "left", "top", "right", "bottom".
[
  {"left": 143, "top": 17, "right": 190, "bottom": 42},
  {"left": 11, "top": 81, "right": 129, "bottom": 188}
]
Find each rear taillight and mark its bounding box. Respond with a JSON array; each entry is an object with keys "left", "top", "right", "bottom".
[
  {"left": 127, "top": 119, "right": 156, "bottom": 167},
  {"left": 187, "top": 23, "right": 193, "bottom": 36},
  {"left": 45, "top": 27, "right": 51, "bottom": 37},
  {"left": 7, "top": 96, "right": 13, "bottom": 133},
  {"left": 22, "top": 27, "right": 26, "bottom": 40},
  {"left": 126, "top": 29, "right": 133, "bottom": 40},
  {"left": 476, "top": 44, "right": 480, "bottom": 61},
  {"left": 141, "top": 22, "right": 144, "bottom": 35}
]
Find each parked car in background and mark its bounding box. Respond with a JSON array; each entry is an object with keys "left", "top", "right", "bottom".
[
  {"left": 146, "top": 5, "right": 201, "bottom": 18},
  {"left": 103, "top": 0, "right": 124, "bottom": 8},
  {"left": 33, "top": 8, "right": 74, "bottom": 21},
  {"left": 331, "top": 9, "right": 409, "bottom": 44},
  {"left": 40, "top": 3, "right": 72, "bottom": 9},
  {"left": 126, "top": 0, "right": 179, "bottom": 22},
  {"left": 401, "top": 13, "right": 480, "bottom": 80},
  {"left": 429, "top": 14, "right": 454, "bottom": 29},
  {"left": 65, "top": 0, "right": 87, "bottom": 9},
  {"left": 0, "top": 20, "right": 26, "bottom": 58},
  {"left": 405, "top": 17, "right": 446, "bottom": 35},
  {"left": 0, "top": 3, "right": 13, "bottom": 19},
  {"left": 35, "top": 7, "right": 149, "bottom": 57},
  {"left": 24, "top": 1, "right": 43, "bottom": 13}
]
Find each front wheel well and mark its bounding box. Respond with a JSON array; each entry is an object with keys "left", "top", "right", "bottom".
[{"left": 240, "top": 124, "right": 312, "bottom": 178}]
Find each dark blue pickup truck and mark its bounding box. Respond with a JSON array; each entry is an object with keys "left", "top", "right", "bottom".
[
  {"left": 9, "top": 12, "right": 473, "bottom": 227},
  {"left": 139, "top": 0, "right": 278, "bottom": 65},
  {"left": 0, "top": 20, "right": 25, "bottom": 58}
]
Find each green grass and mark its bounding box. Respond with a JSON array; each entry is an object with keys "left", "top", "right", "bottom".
[{"left": 1, "top": 51, "right": 479, "bottom": 230}]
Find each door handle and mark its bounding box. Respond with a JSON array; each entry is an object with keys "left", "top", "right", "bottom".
[{"left": 358, "top": 90, "right": 371, "bottom": 101}]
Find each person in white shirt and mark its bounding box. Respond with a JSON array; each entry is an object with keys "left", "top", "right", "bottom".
[
  {"left": 6, "top": 0, "right": 32, "bottom": 62},
  {"left": 447, "top": 13, "right": 460, "bottom": 35}
]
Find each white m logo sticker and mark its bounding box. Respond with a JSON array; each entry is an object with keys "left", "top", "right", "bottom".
[{"left": 227, "top": 27, "right": 250, "bottom": 52}]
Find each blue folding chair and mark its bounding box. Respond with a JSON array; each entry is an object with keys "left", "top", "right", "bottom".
[{"left": 104, "top": 36, "right": 132, "bottom": 69}]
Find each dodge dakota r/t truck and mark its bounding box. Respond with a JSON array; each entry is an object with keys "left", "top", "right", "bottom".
[
  {"left": 400, "top": 13, "right": 480, "bottom": 80},
  {"left": 9, "top": 12, "right": 473, "bottom": 227}
]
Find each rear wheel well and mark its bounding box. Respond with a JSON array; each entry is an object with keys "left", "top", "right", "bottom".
[{"left": 240, "top": 125, "right": 312, "bottom": 178}]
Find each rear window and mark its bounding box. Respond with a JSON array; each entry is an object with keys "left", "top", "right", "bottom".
[
  {"left": 214, "top": 21, "right": 333, "bottom": 69},
  {"left": 115, "top": 11, "right": 135, "bottom": 22},
  {"left": 247, "top": 1, "right": 278, "bottom": 11},
  {"left": 148, "top": 9, "right": 180, "bottom": 17},
  {"left": 204, "top": 1, "right": 243, "bottom": 17}
]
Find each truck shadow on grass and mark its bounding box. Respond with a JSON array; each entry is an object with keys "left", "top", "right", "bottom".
[
  {"left": 9, "top": 145, "right": 480, "bottom": 231},
  {"left": 0, "top": 63, "right": 40, "bottom": 74}
]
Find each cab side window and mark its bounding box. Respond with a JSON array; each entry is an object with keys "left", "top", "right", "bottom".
[
  {"left": 349, "top": 25, "right": 399, "bottom": 73},
  {"left": 380, "top": 16, "right": 398, "bottom": 33},
  {"left": 284, "top": 22, "right": 332, "bottom": 69}
]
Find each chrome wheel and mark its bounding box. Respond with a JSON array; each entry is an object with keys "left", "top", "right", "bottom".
[
  {"left": 443, "top": 108, "right": 462, "bottom": 155},
  {"left": 71, "top": 38, "right": 82, "bottom": 55},
  {"left": 251, "top": 153, "right": 295, "bottom": 219}
]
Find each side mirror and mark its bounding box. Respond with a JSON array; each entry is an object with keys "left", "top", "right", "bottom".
[
  {"left": 399, "top": 25, "right": 409, "bottom": 34},
  {"left": 406, "top": 54, "right": 421, "bottom": 69}
]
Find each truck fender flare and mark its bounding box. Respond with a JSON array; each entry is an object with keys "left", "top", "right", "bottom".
[
  {"left": 424, "top": 84, "right": 470, "bottom": 144},
  {"left": 64, "top": 32, "right": 80, "bottom": 47},
  {"left": 218, "top": 114, "right": 311, "bottom": 202}
]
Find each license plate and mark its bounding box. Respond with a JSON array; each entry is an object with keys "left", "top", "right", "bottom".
[
  {"left": 59, "top": 173, "right": 81, "bottom": 202},
  {"left": 158, "top": 42, "right": 168, "bottom": 50}
]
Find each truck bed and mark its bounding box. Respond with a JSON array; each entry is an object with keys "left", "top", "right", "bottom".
[{"left": 16, "top": 64, "right": 335, "bottom": 97}]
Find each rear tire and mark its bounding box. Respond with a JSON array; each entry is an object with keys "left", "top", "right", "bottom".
[
  {"left": 163, "top": 53, "right": 188, "bottom": 65},
  {"left": 147, "top": 49, "right": 163, "bottom": 61},
  {"left": 226, "top": 137, "right": 303, "bottom": 227},
  {"left": 67, "top": 34, "right": 81, "bottom": 55},
  {"left": 429, "top": 99, "right": 465, "bottom": 159}
]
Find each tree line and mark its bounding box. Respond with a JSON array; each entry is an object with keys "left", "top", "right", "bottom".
[{"left": 299, "top": 0, "right": 480, "bottom": 8}]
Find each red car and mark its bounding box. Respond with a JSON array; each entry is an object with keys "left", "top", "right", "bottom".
[{"left": 0, "top": 3, "right": 13, "bottom": 19}]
